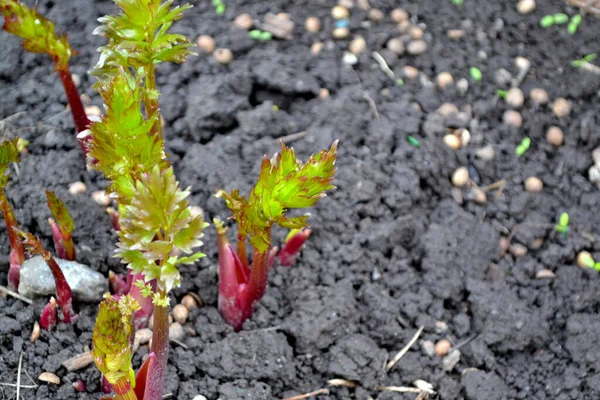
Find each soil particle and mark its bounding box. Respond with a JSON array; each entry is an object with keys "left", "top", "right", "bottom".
[
  {"left": 219, "top": 379, "right": 272, "bottom": 399},
  {"left": 462, "top": 369, "right": 509, "bottom": 400},
  {"left": 326, "top": 334, "right": 387, "bottom": 388}
]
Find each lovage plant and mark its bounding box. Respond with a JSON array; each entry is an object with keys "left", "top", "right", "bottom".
[
  {"left": 215, "top": 140, "right": 338, "bottom": 330},
  {"left": 87, "top": 1, "right": 205, "bottom": 399}
]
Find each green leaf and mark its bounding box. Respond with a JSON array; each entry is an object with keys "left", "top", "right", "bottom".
[
  {"left": 559, "top": 212, "right": 569, "bottom": 227},
  {"left": 0, "top": 139, "right": 20, "bottom": 189},
  {"left": 46, "top": 191, "right": 74, "bottom": 235}
]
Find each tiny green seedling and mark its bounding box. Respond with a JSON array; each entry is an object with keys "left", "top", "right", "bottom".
[
  {"left": 469, "top": 67, "right": 482, "bottom": 82},
  {"left": 406, "top": 136, "right": 420, "bottom": 148},
  {"left": 540, "top": 15, "right": 555, "bottom": 28},
  {"left": 249, "top": 29, "right": 272, "bottom": 41},
  {"left": 553, "top": 13, "right": 569, "bottom": 25},
  {"left": 572, "top": 53, "right": 597, "bottom": 68},
  {"left": 515, "top": 137, "right": 531, "bottom": 157},
  {"left": 555, "top": 212, "right": 569, "bottom": 239},
  {"left": 395, "top": 78, "right": 405, "bottom": 87},
  {"left": 496, "top": 89, "right": 507, "bottom": 98},
  {"left": 451, "top": 0, "right": 464, "bottom": 6},
  {"left": 212, "top": 0, "right": 226, "bottom": 15},
  {"left": 568, "top": 15, "right": 582, "bottom": 35}
]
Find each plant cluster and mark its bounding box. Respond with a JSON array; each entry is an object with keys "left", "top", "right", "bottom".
[
  {"left": 0, "top": 1, "right": 338, "bottom": 399},
  {"left": 540, "top": 12, "right": 582, "bottom": 34}
]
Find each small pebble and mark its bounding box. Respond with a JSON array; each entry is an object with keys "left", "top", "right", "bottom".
[
  {"left": 85, "top": 105, "right": 101, "bottom": 117},
  {"left": 422, "top": 340, "right": 435, "bottom": 357},
  {"left": 509, "top": 244, "right": 528, "bottom": 257},
  {"left": 407, "top": 40, "right": 428, "bottom": 55},
  {"left": 391, "top": 8, "right": 409, "bottom": 23},
  {"left": 135, "top": 328, "right": 153, "bottom": 345},
  {"left": 451, "top": 187, "right": 464, "bottom": 204},
  {"left": 234, "top": 13, "right": 253, "bottom": 30},
  {"left": 311, "top": 42, "right": 324, "bottom": 55},
  {"left": 181, "top": 294, "right": 199, "bottom": 309},
  {"left": 80, "top": 93, "right": 91, "bottom": 104},
  {"left": 319, "top": 88, "right": 330, "bottom": 98},
  {"left": 386, "top": 38, "right": 405, "bottom": 56},
  {"left": 452, "top": 167, "right": 469, "bottom": 187},
  {"left": 444, "top": 134, "right": 461, "bottom": 150},
  {"left": 447, "top": 29, "right": 465, "bottom": 40},
  {"left": 536, "top": 269, "right": 555, "bottom": 279},
  {"left": 31, "top": 321, "right": 40, "bottom": 343},
  {"left": 435, "top": 321, "right": 449, "bottom": 334},
  {"left": 92, "top": 190, "right": 111, "bottom": 206},
  {"left": 524, "top": 176, "right": 543, "bottom": 193},
  {"left": 494, "top": 68, "right": 512, "bottom": 86},
  {"left": 338, "top": 0, "right": 354, "bottom": 8},
  {"left": 410, "top": 26, "right": 424, "bottom": 40},
  {"left": 437, "top": 103, "right": 459, "bottom": 117},
  {"left": 214, "top": 48, "right": 233, "bottom": 65},
  {"left": 68, "top": 181, "right": 87, "bottom": 195},
  {"left": 331, "top": 5, "right": 350, "bottom": 20},
  {"left": 371, "top": 267, "right": 381, "bottom": 281},
  {"left": 442, "top": 350, "right": 461, "bottom": 372},
  {"left": 505, "top": 88, "right": 524, "bottom": 108},
  {"left": 530, "top": 88, "right": 549, "bottom": 105},
  {"left": 499, "top": 237, "right": 510, "bottom": 257},
  {"left": 476, "top": 144, "right": 495, "bottom": 160},
  {"left": 435, "top": 339, "right": 452, "bottom": 357},
  {"left": 459, "top": 128, "right": 471, "bottom": 147},
  {"left": 71, "top": 74, "right": 81, "bottom": 87},
  {"left": 577, "top": 251, "right": 594, "bottom": 268},
  {"left": 305, "top": 17, "right": 321, "bottom": 33},
  {"left": 514, "top": 56, "right": 531, "bottom": 71},
  {"left": 169, "top": 322, "right": 186, "bottom": 342},
  {"left": 402, "top": 66, "right": 419, "bottom": 80},
  {"left": 39, "top": 372, "right": 61, "bottom": 385},
  {"left": 552, "top": 98, "right": 571, "bottom": 118},
  {"left": 471, "top": 187, "right": 487, "bottom": 204},
  {"left": 276, "top": 12, "right": 291, "bottom": 20},
  {"left": 189, "top": 206, "right": 204, "bottom": 220},
  {"left": 436, "top": 72, "right": 454, "bottom": 90},
  {"left": 456, "top": 78, "right": 469, "bottom": 95},
  {"left": 517, "top": 0, "right": 536, "bottom": 14},
  {"left": 193, "top": 396, "right": 208, "bottom": 400},
  {"left": 530, "top": 238, "right": 544, "bottom": 249},
  {"left": 590, "top": 164, "right": 600, "bottom": 185},
  {"left": 342, "top": 51, "right": 358, "bottom": 65},
  {"left": 546, "top": 126, "right": 564, "bottom": 147},
  {"left": 592, "top": 147, "right": 600, "bottom": 164},
  {"left": 368, "top": 8, "right": 384, "bottom": 22},
  {"left": 349, "top": 36, "right": 367, "bottom": 54},
  {"left": 172, "top": 304, "right": 189, "bottom": 325},
  {"left": 503, "top": 110, "right": 522, "bottom": 128},
  {"left": 333, "top": 27, "right": 350, "bottom": 39},
  {"left": 196, "top": 35, "right": 215, "bottom": 54},
  {"left": 397, "top": 19, "right": 411, "bottom": 33}
]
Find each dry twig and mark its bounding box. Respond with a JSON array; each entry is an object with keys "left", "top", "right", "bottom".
[
  {"left": 0, "top": 286, "right": 33, "bottom": 305},
  {"left": 61, "top": 352, "right": 93, "bottom": 372},
  {"left": 564, "top": 0, "right": 600, "bottom": 16},
  {"left": 278, "top": 131, "right": 308, "bottom": 144},
  {"left": 327, "top": 379, "right": 358, "bottom": 388},
  {"left": 372, "top": 52, "right": 395, "bottom": 80},
  {"left": 361, "top": 92, "right": 380, "bottom": 120},
  {"left": 386, "top": 326, "right": 424, "bottom": 371}
]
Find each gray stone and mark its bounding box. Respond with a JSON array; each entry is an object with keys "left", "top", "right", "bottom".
[{"left": 19, "top": 256, "right": 107, "bottom": 301}]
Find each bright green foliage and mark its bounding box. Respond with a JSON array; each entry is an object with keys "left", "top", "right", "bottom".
[
  {"left": 0, "top": 0, "right": 72, "bottom": 67},
  {"left": 540, "top": 15, "right": 555, "bottom": 28},
  {"left": 92, "top": 0, "right": 195, "bottom": 80},
  {"left": 92, "top": 294, "right": 140, "bottom": 387},
  {"left": 568, "top": 15, "right": 582, "bottom": 35},
  {"left": 572, "top": 53, "right": 596, "bottom": 68},
  {"left": 88, "top": 68, "right": 166, "bottom": 203},
  {"left": 469, "top": 67, "right": 482, "bottom": 82},
  {"left": 515, "top": 137, "right": 531, "bottom": 157},
  {"left": 553, "top": 13, "right": 569, "bottom": 25},
  {"left": 555, "top": 212, "right": 569, "bottom": 238},
  {"left": 216, "top": 140, "right": 338, "bottom": 254},
  {"left": 46, "top": 191, "right": 74, "bottom": 235},
  {"left": 117, "top": 165, "right": 208, "bottom": 297},
  {"left": 0, "top": 139, "right": 19, "bottom": 189}
]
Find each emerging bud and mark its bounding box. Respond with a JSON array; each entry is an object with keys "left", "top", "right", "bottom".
[{"left": 279, "top": 228, "right": 311, "bottom": 266}]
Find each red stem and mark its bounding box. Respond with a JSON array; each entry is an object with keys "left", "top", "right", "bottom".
[
  {"left": 41, "top": 250, "right": 74, "bottom": 323},
  {"left": 236, "top": 234, "right": 249, "bottom": 270},
  {"left": 144, "top": 295, "right": 169, "bottom": 400},
  {"left": 0, "top": 190, "right": 24, "bottom": 264},
  {"left": 247, "top": 248, "right": 270, "bottom": 307},
  {"left": 57, "top": 66, "right": 90, "bottom": 152},
  {"left": 111, "top": 377, "right": 138, "bottom": 400}
]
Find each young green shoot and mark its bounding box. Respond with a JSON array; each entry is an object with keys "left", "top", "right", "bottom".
[
  {"left": 249, "top": 29, "right": 272, "bottom": 41},
  {"left": 46, "top": 191, "right": 75, "bottom": 260},
  {"left": 568, "top": 14, "right": 582, "bottom": 34},
  {"left": 211, "top": 0, "right": 226, "bottom": 15},
  {"left": 553, "top": 13, "right": 569, "bottom": 25},
  {"left": 571, "top": 53, "right": 597, "bottom": 68},
  {"left": 540, "top": 15, "right": 555, "bottom": 28},
  {"left": 0, "top": 0, "right": 90, "bottom": 150},
  {"left": 469, "top": 67, "right": 482, "bottom": 82},
  {"left": 496, "top": 89, "right": 508, "bottom": 98},
  {"left": 515, "top": 137, "right": 531, "bottom": 157},
  {"left": 215, "top": 140, "right": 338, "bottom": 330},
  {"left": 555, "top": 212, "right": 569, "bottom": 239},
  {"left": 406, "top": 135, "right": 420, "bottom": 148},
  {"left": 451, "top": 0, "right": 464, "bottom": 6},
  {"left": 0, "top": 138, "right": 24, "bottom": 290}
]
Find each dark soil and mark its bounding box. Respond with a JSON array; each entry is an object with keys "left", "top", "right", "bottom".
[{"left": 1, "top": 0, "right": 600, "bottom": 399}]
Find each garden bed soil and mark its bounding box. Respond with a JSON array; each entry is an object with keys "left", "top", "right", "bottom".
[{"left": 1, "top": 0, "right": 600, "bottom": 399}]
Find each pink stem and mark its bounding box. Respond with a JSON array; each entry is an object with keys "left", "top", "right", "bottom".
[
  {"left": 57, "top": 66, "right": 91, "bottom": 153},
  {"left": 144, "top": 298, "right": 169, "bottom": 400},
  {"left": 278, "top": 229, "right": 311, "bottom": 266}
]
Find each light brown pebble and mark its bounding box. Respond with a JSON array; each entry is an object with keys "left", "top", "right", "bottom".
[
  {"left": 476, "top": 144, "right": 495, "bottom": 161},
  {"left": 447, "top": 29, "right": 465, "bottom": 40},
  {"left": 68, "top": 181, "right": 87, "bottom": 195},
  {"left": 592, "top": 147, "right": 600, "bottom": 164},
  {"left": 499, "top": 237, "right": 510, "bottom": 257},
  {"left": 524, "top": 176, "right": 543, "bottom": 193},
  {"left": 397, "top": 20, "right": 411, "bottom": 33},
  {"left": 514, "top": 56, "right": 531, "bottom": 71},
  {"left": 80, "top": 94, "right": 91, "bottom": 105},
  {"left": 435, "top": 321, "right": 449, "bottom": 334},
  {"left": 319, "top": 88, "right": 330, "bottom": 98},
  {"left": 172, "top": 304, "right": 189, "bottom": 325},
  {"left": 169, "top": 322, "right": 186, "bottom": 341},
  {"left": 276, "top": 12, "right": 291, "bottom": 20},
  {"left": 444, "top": 134, "right": 461, "bottom": 150},
  {"left": 311, "top": 42, "right": 324, "bottom": 55},
  {"left": 503, "top": 110, "right": 522, "bottom": 128},
  {"left": 471, "top": 187, "right": 487, "bottom": 204},
  {"left": 39, "top": 372, "right": 61, "bottom": 385},
  {"left": 31, "top": 321, "right": 40, "bottom": 343},
  {"left": 181, "top": 294, "right": 199, "bottom": 310},
  {"left": 196, "top": 35, "right": 215, "bottom": 54},
  {"left": 505, "top": 88, "right": 524, "bottom": 108},
  {"left": 407, "top": 40, "right": 428, "bottom": 55},
  {"left": 91, "top": 190, "right": 111, "bottom": 206},
  {"left": 452, "top": 167, "right": 469, "bottom": 187},
  {"left": 368, "top": 8, "right": 384, "bottom": 22},
  {"left": 234, "top": 13, "right": 253, "bottom": 30},
  {"left": 459, "top": 129, "right": 471, "bottom": 147},
  {"left": 529, "top": 238, "right": 544, "bottom": 250},
  {"left": 536, "top": 269, "right": 555, "bottom": 279},
  {"left": 410, "top": 26, "right": 424, "bottom": 40},
  {"left": 509, "top": 244, "right": 528, "bottom": 257},
  {"left": 333, "top": 27, "right": 350, "bottom": 39},
  {"left": 517, "top": 0, "right": 536, "bottom": 14},
  {"left": 214, "top": 48, "right": 233, "bottom": 65},
  {"left": 435, "top": 339, "right": 452, "bottom": 357},
  {"left": 349, "top": 36, "right": 367, "bottom": 54},
  {"left": 189, "top": 206, "right": 204, "bottom": 220},
  {"left": 391, "top": 8, "right": 409, "bottom": 23},
  {"left": 338, "top": 0, "right": 354, "bottom": 8},
  {"left": 546, "top": 126, "right": 564, "bottom": 147},
  {"left": 331, "top": 5, "right": 350, "bottom": 20},
  {"left": 422, "top": 340, "right": 435, "bottom": 357},
  {"left": 436, "top": 72, "right": 454, "bottom": 90},
  {"left": 305, "top": 17, "right": 321, "bottom": 33},
  {"left": 71, "top": 74, "right": 81, "bottom": 87},
  {"left": 386, "top": 38, "right": 405, "bottom": 56},
  {"left": 552, "top": 98, "right": 571, "bottom": 118},
  {"left": 402, "top": 66, "right": 420, "bottom": 80},
  {"left": 451, "top": 187, "right": 464, "bottom": 204},
  {"left": 85, "top": 105, "right": 101, "bottom": 117},
  {"left": 437, "top": 103, "right": 459, "bottom": 117},
  {"left": 529, "top": 88, "right": 549, "bottom": 105},
  {"left": 135, "top": 328, "right": 153, "bottom": 345},
  {"left": 577, "top": 251, "right": 595, "bottom": 269}
]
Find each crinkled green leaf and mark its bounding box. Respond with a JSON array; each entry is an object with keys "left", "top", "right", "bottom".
[{"left": 46, "top": 191, "right": 74, "bottom": 235}]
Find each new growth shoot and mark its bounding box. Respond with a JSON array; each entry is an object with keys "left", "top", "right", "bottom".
[
  {"left": 555, "top": 212, "right": 569, "bottom": 239},
  {"left": 46, "top": 191, "right": 76, "bottom": 260},
  {"left": 515, "top": 137, "right": 531, "bottom": 157},
  {"left": 215, "top": 140, "right": 338, "bottom": 330}
]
